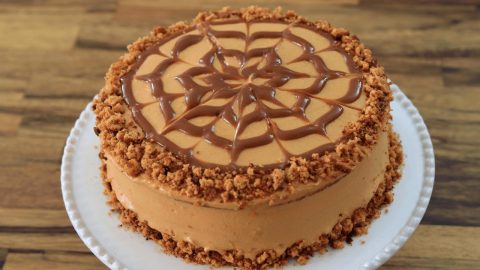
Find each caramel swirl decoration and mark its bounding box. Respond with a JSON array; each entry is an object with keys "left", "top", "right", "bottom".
[{"left": 121, "top": 19, "right": 364, "bottom": 170}]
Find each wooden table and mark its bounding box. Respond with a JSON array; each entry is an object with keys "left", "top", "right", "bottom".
[{"left": 0, "top": 0, "right": 478, "bottom": 269}]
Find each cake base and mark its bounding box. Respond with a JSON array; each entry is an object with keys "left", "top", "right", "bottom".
[{"left": 100, "top": 131, "right": 402, "bottom": 270}]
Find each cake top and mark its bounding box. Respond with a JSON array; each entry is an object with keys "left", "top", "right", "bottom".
[
  {"left": 94, "top": 6, "right": 391, "bottom": 203},
  {"left": 121, "top": 19, "right": 365, "bottom": 170}
]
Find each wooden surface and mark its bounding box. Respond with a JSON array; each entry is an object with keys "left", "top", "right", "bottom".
[{"left": 0, "top": 0, "right": 479, "bottom": 269}]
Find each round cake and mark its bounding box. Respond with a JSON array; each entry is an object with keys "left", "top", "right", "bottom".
[{"left": 93, "top": 6, "right": 403, "bottom": 269}]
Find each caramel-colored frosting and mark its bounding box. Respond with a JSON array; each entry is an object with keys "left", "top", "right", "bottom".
[
  {"left": 107, "top": 131, "right": 389, "bottom": 259},
  {"left": 121, "top": 20, "right": 365, "bottom": 169}
]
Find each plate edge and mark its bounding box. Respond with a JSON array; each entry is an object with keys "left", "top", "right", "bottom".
[
  {"left": 60, "top": 101, "right": 128, "bottom": 270},
  {"left": 360, "top": 84, "right": 435, "bottom": 269}
]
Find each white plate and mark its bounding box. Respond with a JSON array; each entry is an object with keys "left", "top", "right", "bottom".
[{"left": 61, "top": 84, "right": 435, "bottom": 270}]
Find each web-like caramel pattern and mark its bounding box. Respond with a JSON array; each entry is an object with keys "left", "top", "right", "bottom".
[{"left": 122, "top": 21, "right": 363, "bottom": 169}]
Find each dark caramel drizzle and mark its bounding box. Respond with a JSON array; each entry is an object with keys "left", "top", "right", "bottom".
[{"left": 121, "top": 20, "right": 362, "bottom": 170}]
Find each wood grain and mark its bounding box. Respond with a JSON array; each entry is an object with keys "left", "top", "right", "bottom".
[
  {"left": 3, "top": 252, "right": 105, "bottom": 270},
  {"left": 0, "top": 0, "right": 478, "bottom": 269}
]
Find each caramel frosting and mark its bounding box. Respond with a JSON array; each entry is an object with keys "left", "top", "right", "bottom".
[
  {"left": 121, "top": 20, "right": 365, "bottom": 169},
  {"left": 107, "top": 130, "right": 389, "bottom": 259}
]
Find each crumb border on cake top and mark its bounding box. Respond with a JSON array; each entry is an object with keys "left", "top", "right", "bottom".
[{"left": 93, "top": 6, "right": 392, "bottom": 203}]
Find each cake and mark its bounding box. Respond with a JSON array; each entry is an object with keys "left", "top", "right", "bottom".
[{"left": 93, "top": 6, "right": 403, "bottom": 269}]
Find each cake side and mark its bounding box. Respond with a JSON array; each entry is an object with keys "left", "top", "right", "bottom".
[
  {"left": 93, "top": 6, "right": 393, "bottom": 204},
  {"left": 100, "top": 130, "right": 403, "bottom": 269},
  {"left": 104, "top": 128, "right": 390, "bottom": 258}
]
